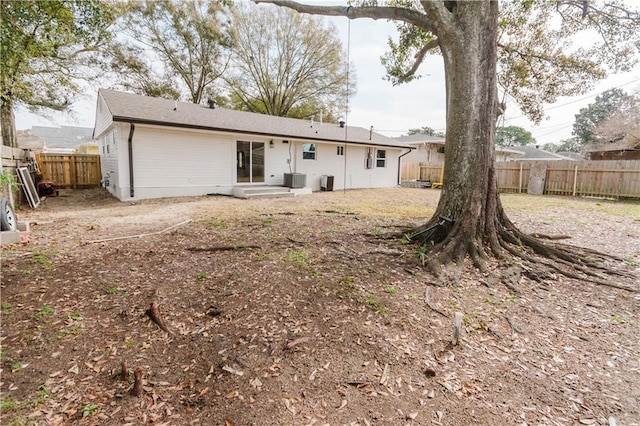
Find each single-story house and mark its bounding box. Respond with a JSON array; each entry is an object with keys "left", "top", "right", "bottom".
[
  {"left": 394, "top": 134, "right": 522, "bottom": 163},
  {"left": 507, "top": 146, "right": 577, "bottom": 161},
  {"left": 93, "top": 89, "right": 413, "bottom": 201}
]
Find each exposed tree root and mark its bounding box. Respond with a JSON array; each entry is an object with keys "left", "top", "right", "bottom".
[
  {"left": 187, "top": 245, "right": 261, "bottom": 252},
  {"left": 411, "top": 212, "right": 638, "bottom": 293},
  {"left": 132, "top": 367, "right": 143, "bottom": 397},
  {"left": 145, "top": 301, "right": 174, "bottom": 334}
]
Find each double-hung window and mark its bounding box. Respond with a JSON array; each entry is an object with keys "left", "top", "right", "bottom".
[{"left": 376, "top": 150, "right": 386, "bottom": 167}]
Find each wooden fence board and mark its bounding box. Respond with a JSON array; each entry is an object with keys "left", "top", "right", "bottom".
[
  {"left": 401, "top": 159, "right": 640, "bottom": 199},
  {"left": 36, "top": 154, "right": 102, "bottom": 189}
]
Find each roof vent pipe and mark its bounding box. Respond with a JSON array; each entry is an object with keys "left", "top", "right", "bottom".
[
  {"left": 173, "top": 101, "right": 178, "bottom": 111},
  {"left": 369, "top": 125, "right": 373, "bottom": 140},
  {"left": 339, "top": 120, "right": 345, "bottom": 128},
  {"left": 207, "top": 99, "right": 215, "bottom": 109}
]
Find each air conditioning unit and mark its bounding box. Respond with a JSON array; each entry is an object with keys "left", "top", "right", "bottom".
[{"left": 284, "top": 173, "right": 306, "bottom": 188}]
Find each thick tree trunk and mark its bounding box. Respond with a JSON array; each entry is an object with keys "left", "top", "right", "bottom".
[
  {"left": 1, "top": 99, "right": 17, "bottom": 148},
  {"left": 421, "top": 2, "right": 502, "bottom": 269}
]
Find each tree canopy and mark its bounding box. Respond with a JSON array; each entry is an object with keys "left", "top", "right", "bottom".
[
  {"left": 225, "top": 4, "right": 354, "bottom": 120},
  {"left": 0, "top": 0, "right": 115, "bottom": 147},
  {"left": 106, "top": 0, "right": 232, "bottom": 105},
  {"left": 572, "top": 88, "right": 630, "bottom": 145},
  {"left": 495, "top": 125, "right": 536, "bottom": 147},
  {"left": 407, "top": 126, "right": 444, "bottom": 137}
]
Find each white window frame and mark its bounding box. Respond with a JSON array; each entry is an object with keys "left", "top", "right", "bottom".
[
  {"left": 302, "top": 143, "right": 316, "bottom": 160},
  {"left": 376, "top": 149, "right": 386, "bottom": 168}
]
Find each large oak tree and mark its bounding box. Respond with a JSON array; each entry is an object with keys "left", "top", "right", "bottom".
[
  {"left": 258, "top": 0, "right": 639, "bottom": 288},
  {"left": 0, "top": 0, "right": 114, "bottom": 147}
]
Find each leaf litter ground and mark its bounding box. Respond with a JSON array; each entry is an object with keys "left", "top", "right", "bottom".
[{"left": 1, "top": 187, "right": 639, "bottom": 425}]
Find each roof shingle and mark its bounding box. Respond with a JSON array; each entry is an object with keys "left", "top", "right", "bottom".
[{"left": 98, "top": 89, "right": 412, "bottom": 149}]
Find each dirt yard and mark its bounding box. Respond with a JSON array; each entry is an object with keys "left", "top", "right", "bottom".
[{"left": 1, "top": 187, "right": 639, "bottom": 426}]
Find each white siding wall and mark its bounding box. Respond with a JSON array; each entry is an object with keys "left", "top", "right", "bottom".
[
  {"left": 93, "top": 94, "right": 113, "bottom": 138},
  {"left": 120, "top": 125, "right": 234, "bottom": 200},
  {"left": 293, "top": 141, "right": 405, "bottom": 191}
]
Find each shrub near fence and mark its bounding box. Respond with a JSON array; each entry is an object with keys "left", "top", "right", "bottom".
[
  {"left": 401, "top": 159, "right": 640, "bottom": 199},
  {"left": 36, "top": 154, "right": 102, "bottom": 189}
]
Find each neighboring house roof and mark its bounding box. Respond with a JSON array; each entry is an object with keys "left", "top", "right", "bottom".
[
  {"left": 556, "top": 151, "right": 585, "bottom": 160},
  {"left": 393, "top": 135, "right": 522, "bottom": 157},
  {"left": 97, "top": 89, "right": 412, "bottom": 150},
  {"left": 31, "top": 125, "right": 94, "bottom": 149},
  {"left": 394, "top": 134, "right": 446, "bottom": 145},
  {"left": 587, "top": 139, "right": 640, "bottom": 153},
  {"left": 508, "top": 146, "right": 573, "bottom": 160}
]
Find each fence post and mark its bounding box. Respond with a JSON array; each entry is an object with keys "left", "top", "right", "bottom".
[
  {"left": 572, "top": 165, "right": 578, "bottom": 197},
  {"left": 518, "top": 162, "right": 523, "bottom": 193},
  {"left": 70, "top": 155, "right": 77, "bottom": 189}
]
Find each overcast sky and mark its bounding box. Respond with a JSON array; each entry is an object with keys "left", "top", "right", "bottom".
[{"left": 14, "top": 2, "right": 640, "bottom": 146}]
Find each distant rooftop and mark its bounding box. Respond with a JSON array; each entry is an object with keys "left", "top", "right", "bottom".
[{"left": 31, "top": 125, "right": 94, "bottom": 149}]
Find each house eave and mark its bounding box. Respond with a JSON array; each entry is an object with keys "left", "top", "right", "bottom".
[{"left": 111, "top": 116, "right": 414, "bottom": 150}]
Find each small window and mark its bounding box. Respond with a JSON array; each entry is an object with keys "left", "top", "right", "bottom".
[
  {"left": 302, "top": 143, "right": 316, "bottom": 160},
  {"left": 337, "top": 146, "right": 344, "bottom": 156},
  {"left": 376, "top": 150, "right": 386, "bottom": 167}
]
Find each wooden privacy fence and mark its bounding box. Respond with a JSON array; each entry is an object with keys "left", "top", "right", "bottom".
[
  {"left": 36, "top": 154, "right": 102, "bottom": 189},
  {"left": 402, "top": 159, "right": 640, "bottom": 199}
]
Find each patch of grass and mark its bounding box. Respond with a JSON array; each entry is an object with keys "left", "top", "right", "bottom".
[
  {"left": 208, "top": 219, "right": 226, "bottom": 227},
  {"left": 415, "top": 243, "right": 432, "bottom": 265},
  {"left": 0, "top": 399, "right": 18, "bottom": 411},
  {"left": 1, "top": 303, "right": 9, "bottom": 315},
  {"left": 82, "top": 403, "right": 101, "bottom": 417},
  {"left": 340, "top": 276, "right": 358, "bottom": 291},
  {"left": 285, "top": 249, "right": 314, "bottom": 268},
  {"left": 367, "top": 297, "right": 388, "bottom": 314},
  {"left": 608, "top": 315, "right": 628, "bottom": 324},
  {"left": 106, "top": 287, "right": 118, "bottom": 295},
  {"left": 406, "top": 293, "right": 416, "bottom": 300},
  {"left": 36, "top": 306, "right": 53, "bottom": 319},
  {"left": 254, "top": 252, "right": 268, "bottom": 261},
  {"left": 124, "top": 339, "right": 135, "bottom": 348},
  {"left": 11, "top": 363, "right": 27, "bottom": 373},
  {"left": 383, "top": 286, "right": 397, "bottom": 294},
  {"left": 57, "top": 325, "right": 83, "bottom": 339},
  {"left": 68, "top": 312, "right": 82, "bottom": 320},
  {"left": 196, "top": 272, "right": 209, "bottom": 281},
  {"left": 31, "top": 252, "right": 54, "bottom": 270},
  {"left": 263, "top": 217, "right": 274, "bottom": 225},
  {"left": 20, "top": 269, "right": 31, "bottom": 276}
]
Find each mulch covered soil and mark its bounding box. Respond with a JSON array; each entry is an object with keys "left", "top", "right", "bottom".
[{"left": 1, "top": 187, "right": 639, "bottom": 425}]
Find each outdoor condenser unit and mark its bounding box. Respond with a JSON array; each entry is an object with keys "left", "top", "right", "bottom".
[{"left": 284, "top": 173, "right": 306, "bottom": 188}]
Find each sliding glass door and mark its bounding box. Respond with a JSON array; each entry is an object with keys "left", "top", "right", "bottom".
[{"left": 236, "top": 141, "right": 264, "bottom": 183}]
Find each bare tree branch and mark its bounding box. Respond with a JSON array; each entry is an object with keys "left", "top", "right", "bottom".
[
  {"left": 400, "top": 38, "right": 439, "bottom": 82},
  {"left": 254, "top": 0, "right": 438, "bottom": 34}
]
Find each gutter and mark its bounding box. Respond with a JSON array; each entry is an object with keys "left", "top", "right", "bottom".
[
  {"left": 111, "top": 116, "right": 412, "bottom": 151},
  {"left": 397, "top": 148, "right": 413, "bottom": 185},
  {"left": 128, "top": 123, "right": 135, "bottom": 198}
]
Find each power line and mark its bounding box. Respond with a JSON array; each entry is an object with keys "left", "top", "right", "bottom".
[{"left": 504, "top": 78, "right": 640, "bottom": 121}]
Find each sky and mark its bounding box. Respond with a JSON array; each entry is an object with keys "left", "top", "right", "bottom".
[{"left": 14, "top": 2, "right": 640, "bottom": 146}]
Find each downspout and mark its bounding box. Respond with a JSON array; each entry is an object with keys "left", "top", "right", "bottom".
[
  {"left": 398, "top": 148, "right": 412, "bottom": 185},
  {"left": 128, "top": 123, "right": 135, "bottom": 198}
]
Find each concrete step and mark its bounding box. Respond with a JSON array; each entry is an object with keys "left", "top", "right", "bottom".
[
  {"left": 242, "top": 187, "right": 291, "bottom": 195},
  {"left": 245, "top": 191, "right": 295, "bottom": 199}
]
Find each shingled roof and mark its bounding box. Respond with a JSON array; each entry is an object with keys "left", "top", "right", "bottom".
[{"left": 97, "top": 89, "right": 412, "bottom": 150}]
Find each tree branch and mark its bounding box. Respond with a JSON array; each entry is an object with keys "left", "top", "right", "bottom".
[
  {"left": 254, "top": 0, "right": 437, "bottom": 34},
  {"left": 401, "top": 38, "right": 439, "bottom": 82}
]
